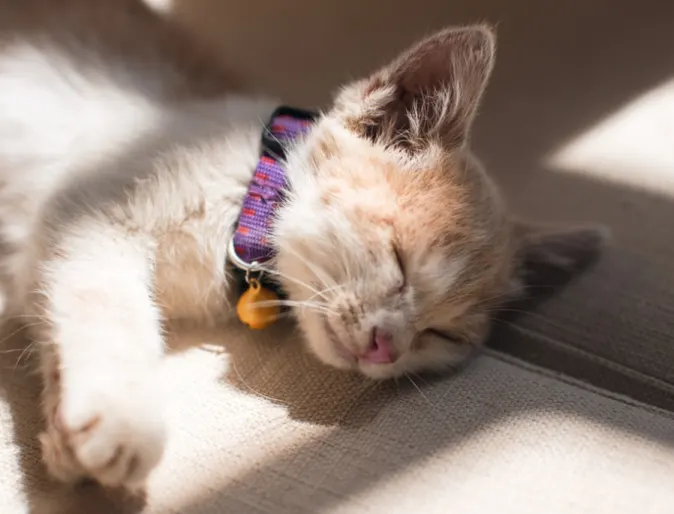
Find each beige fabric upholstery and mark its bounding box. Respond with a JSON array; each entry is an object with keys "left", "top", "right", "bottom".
[
  {"left": 3, "top": 329, "right": 674, "bottom": 514},
  {"left": 2, "top": 0, "right": 674, "bottom": 512}
]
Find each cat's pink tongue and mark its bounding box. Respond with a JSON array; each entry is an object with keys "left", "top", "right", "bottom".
[{"left": 363, "top": 329, "right": 395, "bottom": 364}]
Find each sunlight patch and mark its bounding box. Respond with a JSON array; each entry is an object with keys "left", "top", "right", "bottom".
[
  {"left": 548, "top": 78, "right": 674, "bottom": 194},
  {"left": 142, "top": 0, "right": 174, "bottom": 14}
]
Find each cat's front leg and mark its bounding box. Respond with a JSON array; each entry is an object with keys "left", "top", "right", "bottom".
[{"left": 31, "top": 220, "right": 166, "bottom": 488}]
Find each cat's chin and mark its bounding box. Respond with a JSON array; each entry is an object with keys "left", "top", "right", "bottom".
[
  {"left": 312, "top": 341, "right": 402, "bottom": 380},
  {"left": 357, "top": 361, "right": 403, "bottom": 380}
]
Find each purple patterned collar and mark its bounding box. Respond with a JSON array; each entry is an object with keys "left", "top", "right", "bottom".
[{"left": 228, "top": 106, "right": 317, "bottom": 286}]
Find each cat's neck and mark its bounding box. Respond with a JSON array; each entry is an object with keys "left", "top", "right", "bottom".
[{"left": 150, "top": 95, "right": 282, "bottom": 322}]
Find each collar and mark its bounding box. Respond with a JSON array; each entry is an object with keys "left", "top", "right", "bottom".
[{"left": 228, "top": 106, "right": 317, "bottom": 295}]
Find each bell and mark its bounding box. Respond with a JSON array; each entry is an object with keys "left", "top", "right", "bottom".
[{"left": 236, "top": 278, "right": 280, "bottom": 330}]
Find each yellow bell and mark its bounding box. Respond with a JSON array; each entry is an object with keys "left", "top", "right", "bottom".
[{"left": 236, "top": 278, "right": 281, "bottom": 330}]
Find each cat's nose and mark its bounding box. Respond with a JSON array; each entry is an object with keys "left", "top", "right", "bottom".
[{"left": 362, "top": 328, "right": 397, "bottom": 364}]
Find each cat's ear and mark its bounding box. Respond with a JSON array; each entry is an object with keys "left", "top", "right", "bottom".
[
  {"left": 507, "top": 222, "right": 609, "bottom": 300},
  {"left": 333, "top": 25, "right": 495, "bottom": 151}
]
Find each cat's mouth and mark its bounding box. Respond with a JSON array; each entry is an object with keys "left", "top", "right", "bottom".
[{"left": 321, "top": 317, "right": 398, "bottom": 367}]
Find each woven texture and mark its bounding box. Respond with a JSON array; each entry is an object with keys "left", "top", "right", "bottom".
[
  {"left": 3, "top": 330, "right": 674, "bottom": 514},
  {"left": 232, "top": 112, "right": 313, "bottom": 265}
]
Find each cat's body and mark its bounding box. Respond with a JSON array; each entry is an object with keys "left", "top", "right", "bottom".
[
  {"left": 0, "top": 0, "right": 604, "bottom": 491},
  {"left": 0, "top": 21, "right": 288, "bottom": 485},
  {"left": 0, "top": 40, "right": 273, "bottom": 321}
]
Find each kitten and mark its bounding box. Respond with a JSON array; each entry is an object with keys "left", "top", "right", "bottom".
[{"left": 0, "top": 6, "right": 604, "bottom": 489}]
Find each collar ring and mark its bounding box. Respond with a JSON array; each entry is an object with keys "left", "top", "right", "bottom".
[{"left": 227, "top": 237, "right": 264, "bottom": 284}]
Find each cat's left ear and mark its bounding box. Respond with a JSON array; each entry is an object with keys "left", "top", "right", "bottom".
[
  {"left": 507, "top": 222, "right": 609, "bottom": 300},
  {"left": 333, "top": 25, "right": 495, "bottom": 150}
]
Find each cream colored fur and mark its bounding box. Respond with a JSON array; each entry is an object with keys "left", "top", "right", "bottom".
[{"left": 0, "top": 3, "right": 604, "bottom": 490}]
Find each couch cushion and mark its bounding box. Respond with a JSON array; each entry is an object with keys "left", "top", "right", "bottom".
[{"left": 2, "top": 326, "right": 674, "bottom": 514}]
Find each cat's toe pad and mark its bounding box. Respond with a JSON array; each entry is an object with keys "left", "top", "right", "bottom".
[{"left": 42, "top": 383, "right": 166, "bottom": 489}]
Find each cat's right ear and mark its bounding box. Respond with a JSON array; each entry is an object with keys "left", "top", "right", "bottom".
[{"left": 333, "top": 25, "right": 495, "bottom": 151}]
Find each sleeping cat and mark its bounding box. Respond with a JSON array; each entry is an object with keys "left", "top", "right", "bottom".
[{"left": 0, "top": 4, "right": 604, "bottom": 490}]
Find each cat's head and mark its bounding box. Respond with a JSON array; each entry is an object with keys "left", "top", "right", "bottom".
[{"left": 273, "top": 25, "right": 604, "bottom": 379}]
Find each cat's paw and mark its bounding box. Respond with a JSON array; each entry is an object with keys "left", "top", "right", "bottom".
[{"left": 40, "top": 380, "right": 166, "bottom": 489}]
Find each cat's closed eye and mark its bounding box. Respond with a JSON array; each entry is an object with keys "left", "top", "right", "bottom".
[
  {"left": 392, "top": 244, "right": 406, "bottom": 293},
  {"left": 421, "top": 328, "right": 461, "bottom": 344},
  {"left": 413, "top": 329, "right": 451, "bottom": 351}
]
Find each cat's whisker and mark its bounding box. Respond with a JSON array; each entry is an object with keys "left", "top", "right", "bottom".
[
  {"left": 251, "top": 299, "right": 335, "bottom": 316},
  {"left": 0, "top": 321, "right": 44, "bottom": 348},
  {"left": 517, "top": 283, "right": 571, "bottom": 293},
  {"left": 410, "top": 371, "right": 431, "bottom": 388},
  {"left": 490, "top": 307, "right": 570, "bottom": 330},
  {"left": 257, "top": 266, "right": 322, "bottom": 296},
  {"left": 229, "top": 359, "right": 289, "bottom": 406},
  {"left": 306, "top": 283, "right": 347, "bottom": 303},
  {"left": 273, "top": 311, "right": 297, "bottom": 322},
  {"left": 282, "top": 243, "right": 338, "bottom": 290},
  {"left": 254, "top": 117, "right": 288, "bottom": 163},
  {"left": 250, "top": 298, "right": 325, "bottom": 309},
  {"left": 264, "top": 145, "right": 285, "bottom": 163},
  {"left": 478, "top": 281, "right": 587, "bottom": 311},
  {"left": 490, "top": 317, "right": 532, "bottom": 333},
  {"left": 263, "top": 128, "right": 309, "bottom": 166},
  {"left": 9, "top": 341, "right": 37, "bottom": 371},
  {"left": 0, "top": 347, "right": 33, "bottom": 355},
  {"left": 3, "top": 313, "right": 44, "bottom": 321},
  {"left": 337, "top": 245, "right": 355, "bottom": 285},
  {"left": 404, "top": 373, "right": 438, "bottom": 413},
  {"left": 489, "top": 314, "right": 569, "bottom": 336}
]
